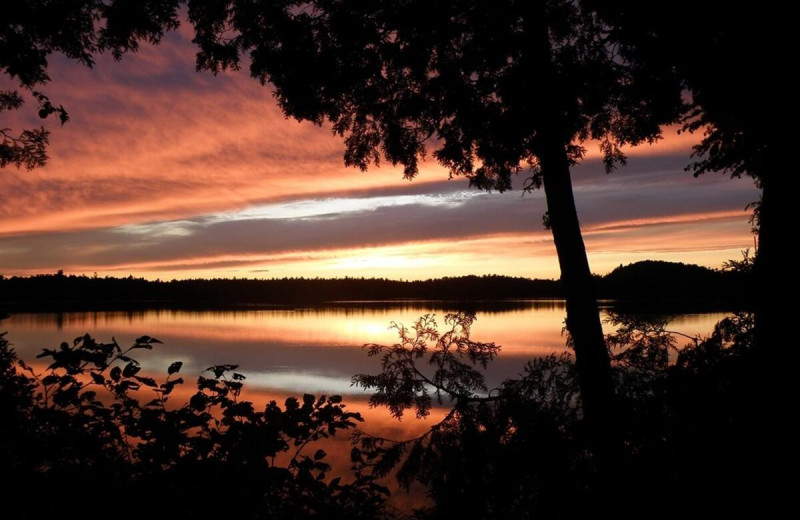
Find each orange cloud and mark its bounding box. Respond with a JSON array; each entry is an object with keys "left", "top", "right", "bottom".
[{"left": 1, "top": 33, "right": 453, "bottom": 237}]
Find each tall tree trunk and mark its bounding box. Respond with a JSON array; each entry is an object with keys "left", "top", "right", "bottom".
[
  {"left": 752, "top": 171, "right": 787, "bottom": 514},
  {"left": 754, "top": 175, "right": 774, "bottom": 351},
  {"left": 539, "top": 144, "right": 616, "bottom": 452},
  {"left": 524, "top": 0, "right": 616, "bottom": 463}
]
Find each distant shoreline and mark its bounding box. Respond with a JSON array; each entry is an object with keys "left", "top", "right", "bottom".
[{"left": 0, "top": 260, "right": 750, "bottom": 314}]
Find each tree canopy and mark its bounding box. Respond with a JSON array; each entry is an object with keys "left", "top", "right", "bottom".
[
  {"left": 189, "top": 0, "right": 682, "bottom": 185},
  {"left": 589, "top": 1, "right": 782, "bottom": 362},
  {"left": 589, "top": 1, "right": 780, "bottom": 181}
]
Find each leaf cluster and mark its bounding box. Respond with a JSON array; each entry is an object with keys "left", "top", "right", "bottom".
[{"left": 0, "top": 330, "right": 388, "bottom": 519}]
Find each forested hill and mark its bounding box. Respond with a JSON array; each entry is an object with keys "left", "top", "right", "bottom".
[
  {"left": 0, "top": 261, "right": 748, "bottom": 309},
  {"left": 599, "top": 260, "right": 750, "bottom": 302}
]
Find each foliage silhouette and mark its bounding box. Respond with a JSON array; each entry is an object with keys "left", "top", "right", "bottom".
[
  {"left": 589, "top": 1, "right": 781, "bottom": 358},
  {"left": 0, "top": 324, "right": 388, "bottom": 519},
  {"left": 353, "top": 310, "right": 761, "bottom": 518},
  {"left": 354, "top": 313, "right": 503, "bottom": 420}
]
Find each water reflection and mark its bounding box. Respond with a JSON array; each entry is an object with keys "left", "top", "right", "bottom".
[{"left": 3, "top": 302, "right": 727, "bottom": 396}]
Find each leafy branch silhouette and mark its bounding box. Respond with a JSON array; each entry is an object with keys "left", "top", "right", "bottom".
[
  {"left": 349, "top": 310, "right": 756, "bottom": 518},
  {"left": 0, "top": 331, "right": 389, "bottom": 519},
  {"left": 353, "top": 312, "right": 502, "bottom": 420}
]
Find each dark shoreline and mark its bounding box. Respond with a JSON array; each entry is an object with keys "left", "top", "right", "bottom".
[{"left": 0, "top": 260, "right": 751, "bottom": 314}]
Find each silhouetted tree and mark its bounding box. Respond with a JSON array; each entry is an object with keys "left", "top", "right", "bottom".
[
  {"left": 582, "top": 7, "right": 785, "bottom": 505},
  {"left": 185, "top": 0, "right": 684, "bottom": 458},
  {"left": 1, "top": 0, "right": 181, "bottom": 168},
  {"left": 588, "top": 1, "right": 782, "bottom": 352}
]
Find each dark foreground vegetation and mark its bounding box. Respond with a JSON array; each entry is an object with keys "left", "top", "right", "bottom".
[
  {"left": 0, "top": 261, "right": 749, "bottom": 310},
  {"left": 353, "top": 311, "right": 764, "bottom": 518},
  {"left": 0, "top": 324, "right": 387, "bottom": 519},
  {"left": 1, "top": 308, "right": 763, "bottom": 519}
]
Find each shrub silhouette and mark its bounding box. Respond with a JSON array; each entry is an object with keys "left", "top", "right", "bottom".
[
  {"left": 353, "top": 311, "right": 760, "bottom": 519},
  {"left": 0, "top": 330, "right": 387, "bottom": 520}
]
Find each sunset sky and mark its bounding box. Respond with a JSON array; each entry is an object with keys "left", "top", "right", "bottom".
[{"left": 0, "top": 26, "right": 758, "bottom": 281}]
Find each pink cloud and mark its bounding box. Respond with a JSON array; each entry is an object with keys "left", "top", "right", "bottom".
[{"left": 1, "top": 32, "right": 452, "bottom": 236}]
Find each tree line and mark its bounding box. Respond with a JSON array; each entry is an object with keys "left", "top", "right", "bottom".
[{"left": 0, "top": 261, "right": 748, "bottom": 309}]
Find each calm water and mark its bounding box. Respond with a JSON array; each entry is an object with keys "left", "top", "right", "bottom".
[
  {"left": 0, "top": 302, "right": 727, "bottom": 508},
  {"left": 2, "top": 301, "right": 725, "bottom": 397}
]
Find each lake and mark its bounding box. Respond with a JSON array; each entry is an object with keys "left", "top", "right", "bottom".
[
  {"left": 1, "top": 301, "right": 725, "bottom": 398},
  {"left": 0, "top": 301, "right": 727, "bottom": 508}
]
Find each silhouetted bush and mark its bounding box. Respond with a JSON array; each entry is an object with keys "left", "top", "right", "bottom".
[
  {"left": 0, "top": 329, "right": 387, "bottom": 519},
  {"left": 353, "top": 311, "right": 760, "bottom": 519}
]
